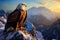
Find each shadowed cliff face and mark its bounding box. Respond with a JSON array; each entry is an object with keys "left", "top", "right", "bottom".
[{"left": 27, "top": 15, "right": 52, "bottom": 26}]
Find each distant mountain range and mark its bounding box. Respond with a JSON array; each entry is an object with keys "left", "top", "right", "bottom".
[
  {"left": 0, "top": 10, "right": 7, "bottom": 30},
  {"left": 27, "top": 7, "right": 56, "bottom": 21},
  {"left": 0, "top": 10, "right": 7, "bottom": 19},
  {"left": 27, "top": 7, "right": 58, "bottom": 26},
  {"left": 27, "top": 15, "right": 52, "bottom": 27},
  {"left": 0, "top": 10, "right": 7, "bottom": 22}
]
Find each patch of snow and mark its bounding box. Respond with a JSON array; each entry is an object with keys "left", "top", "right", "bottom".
[
  {"left": 25, "top": 21, "right": 35, "bottom": 32},
  {"left": 18, "top": 31, "right": 32, "bottom": 40},
  {"left": 0, "top": 16, "right": 7, "bottom": 23},
  {"left": 6, "top": 32, "right": 17, "bottom": 40},
  {"left": 36, "top": 31, "right": 44, "bottom": 40},
  {"left": 0, "top": 22, "right": 5, "bottom": 30}
]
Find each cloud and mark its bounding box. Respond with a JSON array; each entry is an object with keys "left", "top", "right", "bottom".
[
  {"left": 53, "top": 0, "right": 60, "bottom": 2},
  {"left": 36, "top": 2, "right": 45, "bottom": 5},
  {"left": 34, "top": 0, "right": 60, "bottom": 13}
]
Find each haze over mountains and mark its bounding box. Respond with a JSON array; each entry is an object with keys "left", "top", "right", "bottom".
[
  {"left": 0, "top": 10, "right": 7, "bottom": 30},
  {"left": 27, "top": 7, "right": 60, "bottom": 26},
  {"left": 28, "top": 7, "right": 58, "bottom": 21}
]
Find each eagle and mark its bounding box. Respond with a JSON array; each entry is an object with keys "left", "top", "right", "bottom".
[{"left": 4, "top": 3, "right": 27, "bottom": 32}]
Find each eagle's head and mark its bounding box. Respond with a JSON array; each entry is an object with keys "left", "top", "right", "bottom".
[{"left": 16, "top": 3, "right": 27, "bottom": 11}]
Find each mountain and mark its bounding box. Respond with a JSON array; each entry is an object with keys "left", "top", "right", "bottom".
[
  {"left": 0, "top": 10, "right": 7, "bottom": 23},
  {"left": 43, "top": 18, "right": 60, "bottom": 40},
  {"left": 0, "top": 10, "right": 7, "bottom": 30},
  {"left": 0, "top": 10, "right": 5, "bottom": 16},
  {"left": 6, "top": 10, "right": 12, "bottom": 16},
  {"left": 51, "top": 19, "right": 60, "bottom": 31},
  {"left": 27, "top": 14, "right": 52, "bottom": 28},
  {"left": 27, "top": 7, "right": 56, "bottom": 21},
  {"left": 0, "top": 10, "right": 7, "bottom": 19}
]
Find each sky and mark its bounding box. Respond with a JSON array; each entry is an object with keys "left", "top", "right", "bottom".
[{"left": 0, "top": 0, "right": 60, "bottom": 13}]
